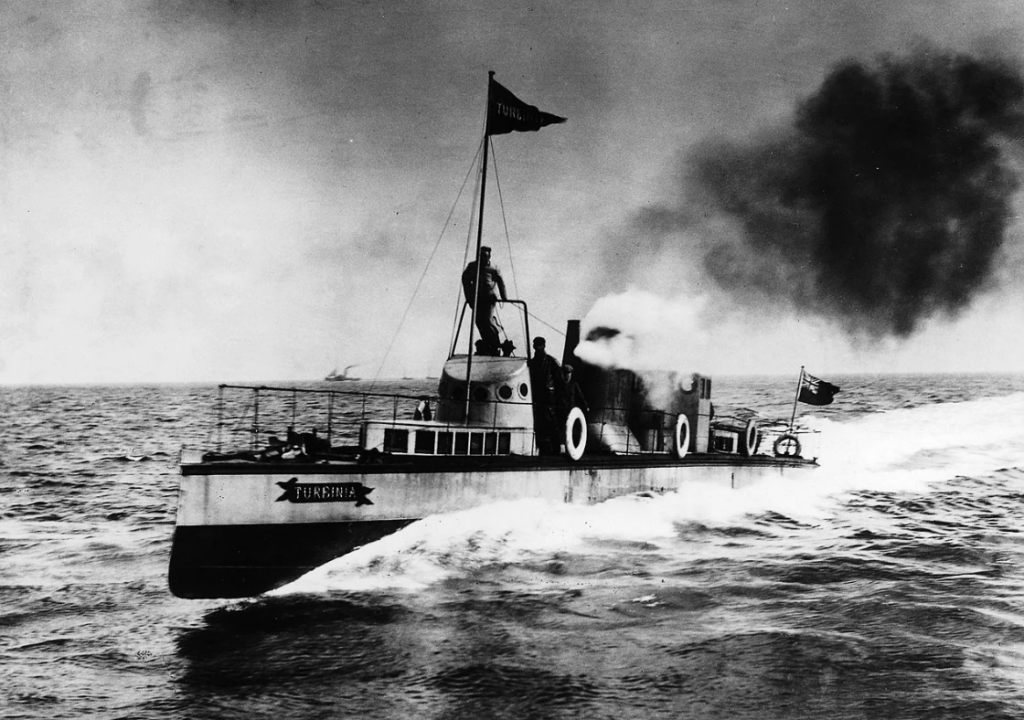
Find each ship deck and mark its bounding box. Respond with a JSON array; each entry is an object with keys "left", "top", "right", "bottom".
[{"left": 183, "top": 449, "right": 816, "bottom": 475}]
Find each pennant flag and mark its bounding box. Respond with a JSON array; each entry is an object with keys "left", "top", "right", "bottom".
[
  {"left": 798, "top": 371, "right": 840, "bottom": 406},
  {"left": 486, "top": 76, "right": 566, "bottom": 136}
]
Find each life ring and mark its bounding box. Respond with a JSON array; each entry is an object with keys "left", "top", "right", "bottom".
[
  {"left": 773, "top": 434, "right": 801, "bottom": 458},
  {"left": 741, "top": 419, "right": 759, "bottom": 456},
  {"left": 565, "top": 406, "right": 587, "bottom": 461},
  {"left": 672, "top": 414, "right": 690, "bottom": 459}
]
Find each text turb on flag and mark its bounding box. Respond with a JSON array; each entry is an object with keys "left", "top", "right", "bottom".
[{"left": 486, "top": 77, "right": 566, "bottom": 136}]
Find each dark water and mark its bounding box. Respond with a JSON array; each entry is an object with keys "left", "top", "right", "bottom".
[{"left": 3, "top": 374, "right": 1024, "bottom": 719}]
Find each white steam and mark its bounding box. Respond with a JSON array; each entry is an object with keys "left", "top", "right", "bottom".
[
  {"left": 574, "top": 290, "right": 710, "bottom": 410},
  {"left": 575, "top": 290, "right": 709, "bottom": 373}
]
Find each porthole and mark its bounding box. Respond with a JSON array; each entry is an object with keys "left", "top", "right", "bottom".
[
  {"left": 473, "top": 386, "right": 489, "bottom": 402},
  {"left": 452, "top": 386, "right": 466, "bottom": 401},
  {"left": 498, "top": 385, "right": 513, "bottom": 400},
  {"left": 519, "top": 383, "right": 529, "bottom": 398}
]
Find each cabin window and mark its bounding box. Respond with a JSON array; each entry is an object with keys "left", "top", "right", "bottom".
[
  {"left": 470, "top": 433, "right": 484, "bottom": 455},
  {"left": 705, "top": 378, "right": 712, "bottom": 398},
  {"left": 484, "top": 432, "right": 497, "bottom": 454},
  {"left": 437, "top": 431, "right": 453, "bottom": 454},
  {"left": 713, "top": 433, "right": 735, "bottom": 453},
  {"left": 498, "top": 385, "right": 513, "bottom": 400},
  {"left": 384, "top": 429, "right": 409, "bottom": 453},
  {"left": 498, "top": 432, "right": 511, "bottom": 454},
  {"left": 414, "top": 431, "right": 435, "bottom": 454},
  {"left": 473, "top": 386, "right": 489, "bottom": 402},
  {"left": 454, "top": 432, "right": 469, "bottom": 455}
]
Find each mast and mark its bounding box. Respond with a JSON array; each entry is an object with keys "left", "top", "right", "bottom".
[
  {"left": 463, "top": 71, "right": 494, "bottom": 420},
  {"left": 788, "top": 366, "right": 804, "bottom": 432}
]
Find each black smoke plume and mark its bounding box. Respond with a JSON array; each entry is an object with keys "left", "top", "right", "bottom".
[
  {"left": 689, "top": 48, "right": 1024, "bottom": 338},
  {"left": 586, "top": 326, "right": 621, "bottom": 341}
]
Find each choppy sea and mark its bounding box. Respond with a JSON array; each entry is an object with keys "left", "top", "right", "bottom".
[{"left": 4, "top": 373, "right": 1024, "bottom": 719}]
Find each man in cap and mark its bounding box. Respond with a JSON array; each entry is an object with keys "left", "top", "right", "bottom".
[
  {"left": 461, "top": 245, "right": 507, "bottom": 356},
  {"left": 528, "top": 336, "right": 565, "bottom": 454}
]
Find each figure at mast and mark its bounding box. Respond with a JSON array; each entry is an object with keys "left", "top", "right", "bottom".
[{"left": 462, "top": 245, "right": 508, "bottom": 356}]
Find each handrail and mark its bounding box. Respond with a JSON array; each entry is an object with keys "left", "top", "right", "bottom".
[
  {"left": 218, "top": 383, "right": 436, "bottom": 404},
  {"left": 214, "top": 383, "right": 820, "bottom": 430},
  {"left": 448, "top": 299, "right": 531, "bottom": 359}
]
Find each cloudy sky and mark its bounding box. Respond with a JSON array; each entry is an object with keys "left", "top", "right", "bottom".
[{"left": 3, "top": 0, "right": 1024, "bottom": 384}]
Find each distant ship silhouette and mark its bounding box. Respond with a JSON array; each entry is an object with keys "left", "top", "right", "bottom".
[{"left": 324, "top": 364, "right": 358, "bottom": 382}]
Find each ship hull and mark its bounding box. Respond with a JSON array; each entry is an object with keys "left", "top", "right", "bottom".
[
  {"left": 168, "top": 519, "right": 415, "bottom": 599},
  {"left": 169, "top": 454, "right": 815, "bottom": 598}
]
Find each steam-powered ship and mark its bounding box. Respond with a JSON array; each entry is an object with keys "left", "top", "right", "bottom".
[
  {"left": 324, "top": 364, "right": 358, "bottom": 382},
  {"left": 168, "top": 74, "right": 822, "bottom": 599}
]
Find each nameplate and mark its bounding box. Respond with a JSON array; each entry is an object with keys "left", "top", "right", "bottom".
[{"left": 275, "top": 478, "right": 374, "bottom": 506}]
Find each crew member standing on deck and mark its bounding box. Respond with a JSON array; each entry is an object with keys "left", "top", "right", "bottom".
[
  {"left": 528, "top": 336, "right": 565, "bottom": 454},
  {"left": 462, "top": 246, "right": 507, "bottom": 356}
]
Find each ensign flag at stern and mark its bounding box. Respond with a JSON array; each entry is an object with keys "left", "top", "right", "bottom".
[
  {"left": 798, "top": 370, "right": 840, "bottom": 406},
  {"left": 486, "top": 74, "right": 566, "bottom": 136}
]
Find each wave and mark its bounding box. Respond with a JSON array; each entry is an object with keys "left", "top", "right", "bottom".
[{"left": 811, "top": 390, "right": 1024, "bottom": 490}]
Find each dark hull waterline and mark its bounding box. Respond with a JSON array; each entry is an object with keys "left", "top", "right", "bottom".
[{"left": 169, "top": 452, "right": 815, "bottom": 598}]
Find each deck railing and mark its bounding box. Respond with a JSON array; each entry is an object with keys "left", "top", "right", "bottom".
[{"left": 204, "top": 383, "right": 818, "bottom": 460}]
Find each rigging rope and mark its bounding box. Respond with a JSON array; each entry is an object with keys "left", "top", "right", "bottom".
[
  {"left": 371, "top": 119, "right": 570, "bottom": 376},
  {"left": 450, "top": 137, "right": 486, "bottom": 355},
  {"left": 484, "top": 137, "right": 530, "bottom": 350},
  {"left": 370, "top": 140, "right": 484, "bottom": 385},
  {"left": 527, "top": 310, "right": 567, "bottom": 339},
  {"left": 488, "top": 141, "right": 521, "bottom": 302}
]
